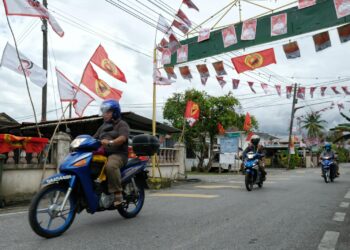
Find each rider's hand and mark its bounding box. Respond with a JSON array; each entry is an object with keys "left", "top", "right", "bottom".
[{"left": 101, "top": 139, "right": 110, "bottom": 147}]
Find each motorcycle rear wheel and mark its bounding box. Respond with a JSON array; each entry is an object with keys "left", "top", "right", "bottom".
[
  {"left": 118, "top": 180, "right": 145, "bottom": 218},
  {"left": 28, "top": 184, "right": 76, "bottom": 238}
]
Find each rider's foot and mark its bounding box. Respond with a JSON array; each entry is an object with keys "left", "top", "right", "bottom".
[
  {"left": 114, "top": 192, "right": 123, "bottom": 207},
  {"left": 336, "top": 172, "right": 340, "bottom": 177}
]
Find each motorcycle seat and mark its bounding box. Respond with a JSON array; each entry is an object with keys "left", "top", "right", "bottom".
[{"left": 125, "top": 158, "right": 142, "bottom": 168}]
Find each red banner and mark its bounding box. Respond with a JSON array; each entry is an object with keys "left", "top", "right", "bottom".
[
  {"left": 184, "top": 101, "right": 200, "bottom": 127},
  {"left": 217, "top": 123, "right": 225, "bottom": 135},
  {"left": 81, "top": 63, "right": 122, "bottom": 100},
  {"left": 243, "top": 112, "right": 252, "bottom": 131},
  {"left": 90, "top": 45, "right": 127, "bottom": 83},
  {"left": 0, "top": 134, "right": 48, "bottom": 154},
  {"left": 231, "top": 48, "right": 276, "bottom": 74}
]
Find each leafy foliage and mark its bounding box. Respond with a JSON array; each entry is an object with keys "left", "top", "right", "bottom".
[
  {"left": 163, "top": 89, "right": 258, "bottom": 170},
  {"left": 301, "top": 112, "right": 326, "bottom": 138}
]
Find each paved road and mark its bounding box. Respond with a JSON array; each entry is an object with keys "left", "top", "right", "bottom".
[{"left": 1, "top": 165, "right": 350, "bottom": 250}]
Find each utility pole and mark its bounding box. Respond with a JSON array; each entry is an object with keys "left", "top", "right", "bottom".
[
  {"left": 287, "top": 83, "right": 298, "bottom": 169},
  {"left": 41, "top": 0, "right": 48, "bottom": 122}
]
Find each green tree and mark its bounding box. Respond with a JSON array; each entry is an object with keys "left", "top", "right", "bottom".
[
  {"left": 301, "top": 112, "right": 326, "bottom": 138},
  {"left": 163, "top": 89, "right": 258, "bottom": 171}
]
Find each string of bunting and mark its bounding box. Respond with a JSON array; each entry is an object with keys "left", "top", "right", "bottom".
[{"left": 155, "top": 0, "right": 350, "bottom": 97}]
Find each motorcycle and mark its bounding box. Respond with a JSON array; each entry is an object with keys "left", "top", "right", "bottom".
[
  {"left": 28, "top": 134, "right": 159, "bottom": 238},
  {"left": 321, "top": 155, "right": 336, "bottom": 183},
  {"left": 244, "top": 151, "right": 264, "bottom": 191}
]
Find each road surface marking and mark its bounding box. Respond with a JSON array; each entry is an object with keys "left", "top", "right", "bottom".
[
  {"left": 195, "top": 185, "right": 241, "bottom": 189},
  {"left": 345, "top": 191, "right": 350, "bottom": 199},
  {"left": 332, "top": 212, "right": 346, "bottom": 222},
  {"left": 340, "top": 202, "right": 349, "bottom": 208},
  {"left": 318, "top": 231, "right": 339, "bottom": 250},
  {"left": 149, "top": 193, "right": 219, "bottom": 199},
  {"left": 296, "top": 170, "right": 306, "bottom": 174},
  {"left": 0, "top": 211, "right": 27, "bottom": 217}
]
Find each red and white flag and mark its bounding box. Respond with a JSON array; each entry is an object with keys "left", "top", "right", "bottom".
[
  {"left": 56, "top": 68, "right": 94, "bottom": 117},
  {"left": 81, "top": 63, "right": 122, "bottom": 100},
  {"left": 222, "top": 25, "right": 237, "bottom": 48},
  {"left": 232, "top": 79, "right": 240, "bottom": 89},
  {"left": 184, "top": 100, "right": 200, "bottom": 127},
  {"left": 310, "top": 87, "right": 317, "bottom": 98},
  {"left": 172, "top": 19, "right": 189, "bottom": 34},
  {"left": 334, "top": 0, "right": 350, "bottom": 19},
  {"left": 157, "top": 38, "right": 168, "bottom": 53},
  {"left": 176, "top": 9, "right": 192, "bottom": 27},
  {"left": 271, "top": 13, "right": 287, "bottom": 36},
  {"left": 331, "top": 86, "right": 341, "bottom": 94},
  {"left": 3, "top": 0, "right": 64, "bottom": 37},
  {"left": 182, "top": 0, "right": 199, "bottom": 12},
  {"left": 164, "top": 66, "right": 177, "bottom": 79},
  {"left": 216, "top": 76, "right": 226, "bottom": 88},
  {"left": 198, "top": 28, "right": 210, "bottom": 42},
  {"left": 153, "top": 68, "right": 174, "bottom": 86},
  {"left": 342, "top": 86, "right": 350, "bottom": 94},
  {"left": 297, "top": 87, "right": 305, "bottom": 99},
  {"left": 298, "top": 0, "right": 316, "bottom": 9},
  {"left": 241, "top": 19, "right": 257, "bottom": 40},
  {"left": 157, "top": 14, "right": 173, "bottom": 35},
  {"left": 177, "top": 44, "right": 188, "bottom": 63},
  {"left": 90, "top": 45, "right": 127, "bottom": 83},
  {"left": 321, "top": 86, "right": 327, "bottom": 96},
  {"left": 0, "top": 42, "right": 46, "bottom": 87},
  {"left": 179, "top": 66, "right": 192, "bottom": 80},
  {"left": 161, "top": 49, "right": 171, "bottom": 65},
  {"left": 261, "top": 83, "right": 269, "bottom": 94},
  {"left": 275, "top": 85, "right": 281, "bottom": 96},
  {"left": 168, "top": 33, "right": 181, "bottom": 54},
  {"left": 248, "top": 81, "right": 256, "bottom": 94},
  {"left": 286, "top": 85, "right": 293, "bottom": 99}
]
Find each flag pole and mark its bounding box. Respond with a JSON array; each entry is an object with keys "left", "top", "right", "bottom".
[
  {"left": 151, "top": 24, "right": 158, "bottom": 178},
  {"left": 4, "top": 15, "right": 41, "bottom": 138}
]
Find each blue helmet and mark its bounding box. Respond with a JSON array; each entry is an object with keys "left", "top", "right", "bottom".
[
  {"left": 100, "top": 99, "right": 121, "bottom": 120},
  {"left": 324, "top": 143, "right": 331, "bottom": 151}
]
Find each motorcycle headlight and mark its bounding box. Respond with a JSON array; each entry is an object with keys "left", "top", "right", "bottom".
[{"left": 70, "top": 138, "right": 87, "bottom": 149}]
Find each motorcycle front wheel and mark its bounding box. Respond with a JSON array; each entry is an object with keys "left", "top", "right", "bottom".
[
  {"left": 323, "top": 169, "right": 330, "bottom": 183},
  {"left": 28, "top": 184, "right": 76, "bottom": 238},
  {"left": 118, "top": 180, "right": 145, "bottom": 218},
  {"left": 245, "top": 173, "right": 254, "bottom": 191}
]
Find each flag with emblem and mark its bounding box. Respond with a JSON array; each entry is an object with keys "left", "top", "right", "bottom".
[
  {"left": 231, "top": 48, "right": 276, "bottom": 74},
  {"left": 90, "top": 45, "right": 126, "bottom": 83},
  {"left": 81, "top": 63, "right": 122, "bottom": 100},
  {"left": 243, "top": 112, "right": 252, "bottom": 131},
  {"left": 184, "top": 100, "right": 200, "bottom": 127}
]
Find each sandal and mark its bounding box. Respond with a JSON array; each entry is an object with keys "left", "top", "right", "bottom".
[{"left": 114, "top": 192, "right": 123, "bottom": 207}]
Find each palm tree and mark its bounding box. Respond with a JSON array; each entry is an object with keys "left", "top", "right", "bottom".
[{"left": 301, "top": 112, "right": 326, "bottom": 138}]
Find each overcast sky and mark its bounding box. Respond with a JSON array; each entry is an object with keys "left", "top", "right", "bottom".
[{"left": 0, "top": 0, "right": 349, "bottom": 136}]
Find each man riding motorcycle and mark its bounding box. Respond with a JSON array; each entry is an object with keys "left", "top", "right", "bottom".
[
  {"left": 320, "top": 143, "right": 339, "bottom": 177},
  {"left": 242, "top": 135, "right": 267, "bottom": 181},
  {"left": 93, "top": 99, "right": 129, "bottom": 207}
]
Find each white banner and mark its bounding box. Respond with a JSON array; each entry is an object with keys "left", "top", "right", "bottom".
[
  {"left": 56, "top": 68, "right": 94, "bottom": 117},
  {"left": 0, "top": 42, "right": 47, "bottom": 87},
  {"left": 3, "top": 0, "right": 64, "bottom": 37}
]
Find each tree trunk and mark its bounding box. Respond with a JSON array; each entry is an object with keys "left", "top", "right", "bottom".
[{"left": 196, "top": 135, "right": 206, "bottom": 171}]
